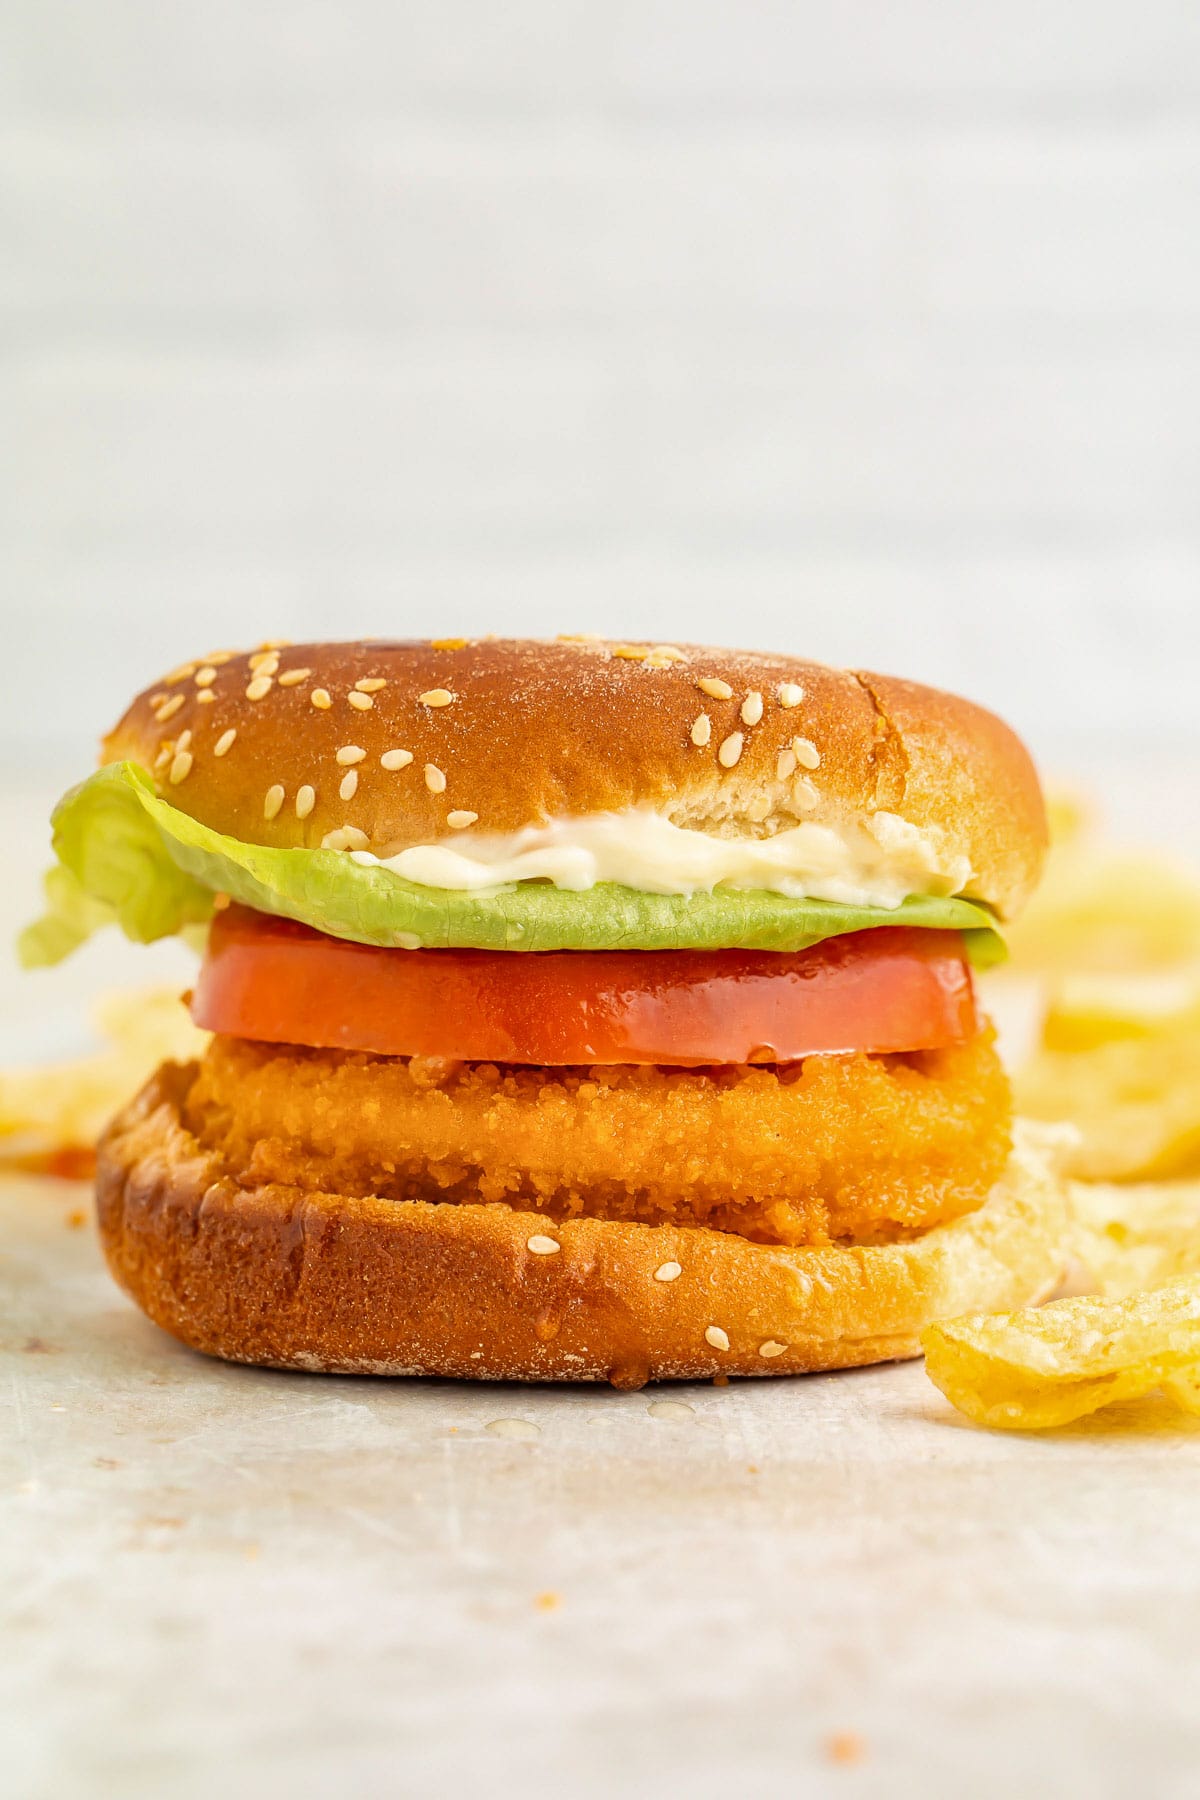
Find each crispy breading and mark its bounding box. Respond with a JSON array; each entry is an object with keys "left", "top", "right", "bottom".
[{"left": 185, "top": 1030, "right": 1010, "bottom": 1248}]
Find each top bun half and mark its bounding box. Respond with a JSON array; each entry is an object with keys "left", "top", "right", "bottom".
[{"left": 103, "top": 637, "right": 1047, "bottom": 921}]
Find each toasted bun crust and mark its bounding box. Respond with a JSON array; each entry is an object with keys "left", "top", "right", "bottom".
[
  {"left": 96, "top": 1065, "right": 1067, "bottom": 1384},
  {"left": 104, "top": 638, "right": 1046, "bottom": 920}
]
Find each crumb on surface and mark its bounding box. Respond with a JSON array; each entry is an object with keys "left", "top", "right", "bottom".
[{"left": 826, "top": 1731, "right": 866, "bottom": 1766}]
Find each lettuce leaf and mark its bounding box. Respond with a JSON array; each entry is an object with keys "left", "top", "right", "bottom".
[{"left": 19, "top": 761, "right": 1006, "bottom": 968}]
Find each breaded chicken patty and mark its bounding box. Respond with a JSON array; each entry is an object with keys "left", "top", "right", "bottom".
[{"left": 185, "top": 1030, "right": 1011, "bottom": 1247}]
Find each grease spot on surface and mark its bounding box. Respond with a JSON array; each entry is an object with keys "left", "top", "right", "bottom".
[
  {"left": 647, "top": 1400, "right": 695, "bottom": 1422},
  {"left": 485, "top": 1418, "right": 541, "bottom": 1441}
]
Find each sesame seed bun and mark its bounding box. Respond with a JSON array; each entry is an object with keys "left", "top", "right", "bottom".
[
  {"left": 104, "top": 638, "right": 1047, "bottom": 921},
  {"left": 97, "top": 1065, "right": 1067, "bottom": 1385}
]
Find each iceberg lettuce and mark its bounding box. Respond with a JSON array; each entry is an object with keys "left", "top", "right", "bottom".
[{"left": 19, "top": 762, "right": 1006, "bottom": 968}]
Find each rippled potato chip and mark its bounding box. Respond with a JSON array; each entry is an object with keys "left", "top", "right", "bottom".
[
  {"left": 1016, "top": 1003, "right": 1200, "bottom": 1181},
  {"left": 1070, "top": 1177, "right": 1200, "bottom": 1298},
  {"left": 1005, "top": 840, "right": 1200, "bottom": 975},
  {"left": 1039, "top": 969, "right": 1200, "bottom": 1054},
  {"left": 1163, "top": 1369, "right": 1200, "bottom": 1413},
  {"left": 922, "top": 1280, "right": 1200, "bottom": 1430},
  {"left": 991, "top": 793, "right": 1200, "bottom": 1177},
  {"left": 0, "top": 987, "right": 207, "bottom": 1175}
]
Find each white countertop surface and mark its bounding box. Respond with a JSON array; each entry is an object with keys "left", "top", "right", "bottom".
[
  {"left": 6, "top": 1179, "right": 1200, "bottom": 1800},
  {"left": 4, "top": 760, "right": 1200, "bottom": 1799}
]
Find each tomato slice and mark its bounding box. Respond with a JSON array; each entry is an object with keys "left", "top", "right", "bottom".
[{"left": 191, "top": 903, "right": 978, "bottom": 1065}]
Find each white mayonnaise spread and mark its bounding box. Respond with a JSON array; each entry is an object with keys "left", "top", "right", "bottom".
[{"left": 350, "top": 808, "right": 973, "bottom": 910}]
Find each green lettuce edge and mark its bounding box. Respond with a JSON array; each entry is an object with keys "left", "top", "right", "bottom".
[{"left": 18, "top": 761, "right": 1006, "bottom": 969}]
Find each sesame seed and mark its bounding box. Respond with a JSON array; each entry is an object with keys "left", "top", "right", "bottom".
[
  {"left": 149, "top": 693, "right": 166, "bottom": 707},
  {"left": 214, "top": 728, "right": 237, "bottom": 757},
  {"left": 380, "top": 748, "right": 413, "bottom": 771},
  {"left": 204, "top": 651, "right": 235, "bottom": 666},
  {"left": 447, "top": 810, "right": 478, "bottom": 830},
  {"left": 794, "top": 776, "right": 820, "bottom": 811},
  {"left": 698, "top": 677, "right": 733, "bottom": 700},
  {"left": 175, "top": 729, "right": 192, "bottom": 752},
  {"left": 194, "top": 666, "right": 217, "bottom": 688},
  {"left": 339, "top": 769, "right": 358, "bottom": 801},
  {"left": 321, "top": 825, "right": 369, "bottom": 852},
  {"left": 612, "top": 645, "right": 648, "bottom": 661},
  {"left": 246, "top": 676, "right": 273, "bottom": 701},
  {"left": 654, "top": 1262, "right": 682, "bottom": 1283},
  {"left": 424, "top": 763, "right": 446, "bottom": 794},
  {"left": 248, "top": 650, "right": 280, "bottom": 675},
  {"left": 740, "top": 691, "right": 764, "bottom": 726},
  {"left": 647, "top": 644, "right": 686, "bottom": 663},
  {"left": 277, "top": 667, "right": 312, "bottom": 688},
  {"left": 792, "top": 736, "right": 820, "bottom": 770},
  {"left": 168, "top": 750, "right": 193, "bottom": 785},
  {"left": 718, "top": 731, "right": 744, "bottom": 769},
  {"left": 779, "top": 683, "right": 804, "bottom": 708},
  {"left": 335, "top": 745, "right": 366, "bottom": 765},
  {"left": 690, "top": 713, "right": 712, "bottom": 747},
  {"left": 348, "top": 691, "right": 373, "bottom": 711},
  {"left": 295, "top": 785, "right": 315, "bottom": 819},
  {"left": 776, "top": 746, "right": 797, "bottom": 780},
  {"left": 355, "top": 677, "right": 386, "bottom": 693},
  {"left": 758, "top": 1340, "right": 788, "bottom": 1359},
  {"left": 155, "top": 694, "right": 185, "bottom": 723},
  {"left": 431, "top": 637, "right": 467, "bottom": 651},
  {"left": 263, "top": 784, "right": 285, "bottom": 821},
  {"left": 526, "top": 1235, "right": 561, "bottom": 1255},
  {"left": 705, "top": 1325, "right": 730, "bottom": 1352},
  {"left": 418, "top": 688, "right": 455, "bottom": 708},
  {"left": 196, "top": 689, "right": 215, "bottom": 705},
  {"left": 310, "top": 688, "right": 332, "bottom": 710},
  {"left": 153, "top": 744, "right": 172, "bottom": 771},
  {"left": 164, "top": 663, "right": 196, "bottom": 685}
]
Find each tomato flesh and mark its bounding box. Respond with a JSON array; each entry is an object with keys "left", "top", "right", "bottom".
[{"left": 191, "top": 903, "right": 978, "bottom": 1065}]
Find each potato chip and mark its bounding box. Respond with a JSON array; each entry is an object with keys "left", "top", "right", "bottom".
[
  {"left": 1043, "top": 784, "right": 1092, "bottom": 850},
  {"left": 1070, "top": 1177, "right": 1200, "bottom": 1298},
  {"left": 1016, "top": 1008, "right": 1200, "bottom": 1181},
  {"left": 1040, "top": 968, "right": 1200, "bottom": 1053},
  {"left": 1163, "top": 1369, "right": 1200, "bottom": 1414},
  {"left": 0, "top": 986, "right": 206, "bottom": 1172},
  {"left": 1004, "top": 842, "right": 1200, "bottom": 975},
  {"left": 922, "top": 1279, "right": 1200, "bottom": 1430}
]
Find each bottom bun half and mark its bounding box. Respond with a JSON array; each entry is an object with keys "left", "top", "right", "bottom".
[{"left": 96, "top": 1062, "right": 1069, "bottom": 1386}]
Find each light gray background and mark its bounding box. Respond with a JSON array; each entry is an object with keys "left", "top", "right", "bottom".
[{"left": 4, "top": 1, "right": 1200, "bottom": 778}]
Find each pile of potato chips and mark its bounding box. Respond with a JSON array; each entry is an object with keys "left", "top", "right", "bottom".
[
  {"left": 928, "top": 792, "right": 1200, "bottom": 1429},
  {"left": 0, "top": 986, "right": 207, "bottom": 1176}
]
